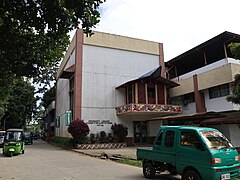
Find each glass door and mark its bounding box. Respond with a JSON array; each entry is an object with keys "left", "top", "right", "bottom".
[{"left": 134, "top": 121, "right": 148, "bottom": 143}]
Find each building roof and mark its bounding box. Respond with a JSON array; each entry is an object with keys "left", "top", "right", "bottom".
[
  {"left": 116, "top": 66, "right": 179, "bottom": 89},
  {"left": 165, "top": 31, "right": 240, "bottom": 78},
  {"left": 167, "top": 31, "right": 240, "bottom": 65}
]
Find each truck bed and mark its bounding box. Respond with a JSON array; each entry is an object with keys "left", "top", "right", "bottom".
[{"left": 136, "top": 147, "right": 175, "bottom": 164}]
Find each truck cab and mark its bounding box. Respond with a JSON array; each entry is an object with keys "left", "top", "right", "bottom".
[{"left": 137, "top": 126, "right": 240, "bottom": 180}]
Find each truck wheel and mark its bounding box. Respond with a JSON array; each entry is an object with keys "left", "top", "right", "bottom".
[
  {"left": 182, "top": 170, "right": 202, "bottom": 180},
  {"left": 143, "top": 162, "right": 155, "bottom": 179}
]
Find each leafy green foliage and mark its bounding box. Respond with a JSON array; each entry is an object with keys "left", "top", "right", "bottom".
[
  {"left": 227, "top": 74, "right": 240, "bottom": 105},
  {"left": 227, "top": 43, "right": 240, "bottom": 105},
  {"left": 0, "top": 0, "right": 104, "bottom": 81},
  {"left": 0, "top": 0, "right": 104, "bottom": 123},
  {"left": 111, "top": 123, "right": 128, "bottom": 142},
  {"left": 99, "top": 131, "right": 108, "bottom": 143},
  {"left": 229, "top": 43, "right": 240, "bottom": 60},
  {"left": 1, "top": 78, "right": 36, "bottom": 129},
  {"left": 67, "top": 119, "right": 90, "bottom": 144},
  {"left": 41, "top": 86, "right": 56, "bottom": 109}
]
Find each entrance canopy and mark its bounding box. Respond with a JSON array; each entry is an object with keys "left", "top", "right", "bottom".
[{"left": 116, "top": 66, "right": 179, "bottom": 89}]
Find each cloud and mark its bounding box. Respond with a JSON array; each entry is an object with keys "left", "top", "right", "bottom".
[{"left": 95, "top": 0, "right": 240, "bottom": 61}]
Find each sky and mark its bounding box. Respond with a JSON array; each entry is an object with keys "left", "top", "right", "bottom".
[{"left": 86, "top": 0, "right": 240, "bottom": 61}]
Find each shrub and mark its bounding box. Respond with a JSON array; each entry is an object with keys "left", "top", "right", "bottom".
[
  {"left": 99, "top": 131, "right": 107, "bottom": 143},
  {"left": 111, "top": 123, "right": 128, "bottom": 142},
  {"left": 67, "top": 119, "right": 90, "bottom": 144},
  {"left": 90, "top": 133, "right": 95, "bottom": 143}
]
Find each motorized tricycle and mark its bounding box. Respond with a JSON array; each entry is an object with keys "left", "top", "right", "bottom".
[
  {"left": 24, "top": 131, "right": 33, "bottom": 145},
  {"left": 3, "top": 129, "right": 25, "bottom": 157}
]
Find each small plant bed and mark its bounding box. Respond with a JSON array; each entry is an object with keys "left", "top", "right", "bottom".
[{"left": 115, "top": 157, "right": 142, "bottom": 167}]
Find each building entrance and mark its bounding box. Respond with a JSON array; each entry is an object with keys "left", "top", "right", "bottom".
[{"left": 134, "top": 121, "right": 147, "bottom": 143}]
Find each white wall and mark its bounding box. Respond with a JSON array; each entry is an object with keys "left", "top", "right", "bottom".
[
  {"left": 66, "top": 49, "right": 75, "bottom": 68},
  {"left": 56, "top": 52, "right": 75, "bottom": 137},
  {"left": 82, "top": 45, "right": 160, "bottom": 135},
  {"left": 182, "top": 102, "right": 196, "bottom": 114},
  {"left": 204, "top": 90, "right": 235, "bottom": 112}
]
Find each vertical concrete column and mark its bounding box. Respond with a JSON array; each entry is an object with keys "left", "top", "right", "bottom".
[
  {"left": 159, "top": 43, "right": 166, "bottom": 78},
  {"left": 155, "top": 84, "right": 158, "bottom": 104},
  {"left": 193, "top": 74, "right": 206, "bottom": 113},
  {"left": 164, "top": 85, "right": 167, "bottom": 105},
  {"left": 74, "top": 29, "right": 83, "bottom": 120},
  {"left": 135, "top": 82, "right": 138, "bottom": 103},
  {"left": 145, "top": 83, "right": 148, "bottom": 104}
]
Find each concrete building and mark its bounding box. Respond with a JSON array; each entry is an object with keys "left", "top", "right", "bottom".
[
  {"left": 55, "top": 30, "right": 240, "bottom": 147},
  {"left": 43, "top": 101, "right": 55, "bottom": 137},
  {"left": 55, "top": 29, "right": 181, "bottom": 145},
  {"left": 165, "top": 31, "right": 240, "bottom": 147}
]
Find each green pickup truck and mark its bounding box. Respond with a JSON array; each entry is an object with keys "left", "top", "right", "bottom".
[{"left": 137, "top": 126, "right": 240, "bottom": 180}]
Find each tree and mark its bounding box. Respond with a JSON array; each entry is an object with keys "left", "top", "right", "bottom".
[
  {"left": 228, "top": 43, "right": 240, "bottom": 60},
  {"left": 41, "top": 86, "right": 56, "bottom": 109},
  {"left": 227, "top": 74, "right": 240, "bottom": 105},
  {"left": 0, "top": 0, "right": 104, "bottom": 117},
  {"left": 0, "top": 0, "right": 104, "bottom": 83},
  {"left": 1, "top": 78, "right": 37, "bottom": 129},
  {"left": 227, "top": 43, "right": 240, "bottom": 105}
]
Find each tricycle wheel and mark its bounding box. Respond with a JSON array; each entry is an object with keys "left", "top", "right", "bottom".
[
  {"left": 9, "top": 152, "right": 13, "bottom": 157},
  {"left": 22, "top": 150, "right": 24, "bottom": 154},
  {"left": 182, "top": 170, "right": 202, "bottom": 180},
  {"left": 143, "top": 162, "right": 155, "bottom": 179}
]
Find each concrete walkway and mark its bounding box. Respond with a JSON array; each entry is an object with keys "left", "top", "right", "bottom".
[{"left": 72, "top": 146, "right": 150, "bottom": 160}]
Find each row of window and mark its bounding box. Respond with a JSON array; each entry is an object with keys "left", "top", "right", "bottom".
[
  {"left": 209, "top": 84, "right": 230, "bottom": 99},
  {"left": 170, "top": 83, "right": 230, "bottom": 105}
]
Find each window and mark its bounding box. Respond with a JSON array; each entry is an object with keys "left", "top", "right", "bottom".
[
  {"left": 156, "top": 131, "right": 163, "bottom": 146},
  {"left": 209, "top": 84, "right": 230, "bottom": 99},
  {"left": 165, "top": 130, "right": 175, "bottom": 148},
  {"left": 180, "top": 131, "right": 201, "bottom": 148},
  {"left": 147, "top": 85, "right": 156, "bottom": 104},
  {"left": 147, "top": 87, "right": 155, "bottom": 99},
  {"left": 127, "top": 85, "right": 133, "bottom": 103}
]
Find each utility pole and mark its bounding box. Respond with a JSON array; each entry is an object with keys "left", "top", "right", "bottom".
[{"left": 3, "top": 116, "right": 9, "bottom": 130}]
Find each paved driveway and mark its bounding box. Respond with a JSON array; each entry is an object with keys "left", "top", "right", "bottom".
[{"left": 0, "top": 140, "right": 181, "bottom": 180}]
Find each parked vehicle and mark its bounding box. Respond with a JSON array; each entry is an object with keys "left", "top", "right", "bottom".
[
  {"left": 137, "top": 126, "right": 240, "bottom": 180},
  {"left": 0, "top": 131, "right": 5, "bottom": 148},
  {"left": 3, "top": 129, "right": 25, "bottom": 157},
  {"left": 24, "top": 132, "right": 33, "bottom": 145}
]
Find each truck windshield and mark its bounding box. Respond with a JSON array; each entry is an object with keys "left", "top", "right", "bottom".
[{"left": 200, "top": 131, "right": 233, "bottom": 150}]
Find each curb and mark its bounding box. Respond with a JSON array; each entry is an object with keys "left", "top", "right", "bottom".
[{"left": 72, "top": 149, "right": 102, "bottom": 158}]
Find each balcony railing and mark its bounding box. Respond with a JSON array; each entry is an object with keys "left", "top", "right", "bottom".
[{"left": 115, "top": 103, "right": 182, "bottom": 115}]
